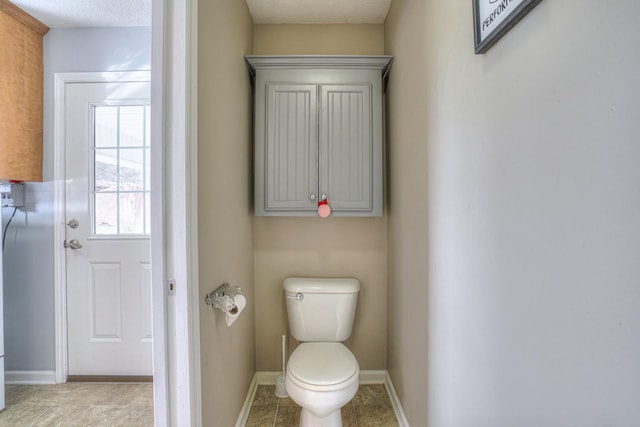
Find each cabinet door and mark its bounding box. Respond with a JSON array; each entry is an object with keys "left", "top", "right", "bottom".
[
  {"left": 319, "top": 84, "right": 373, "bottom": 212},
  {"left": 0, "top": 9, "right": 45, "bottom": 182},
  {"left": 261, "top": 84, "right": 318, "bottom": 213}
]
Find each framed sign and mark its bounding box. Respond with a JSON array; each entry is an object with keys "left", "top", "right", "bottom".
[{"left": 473, "top": 0, "right": 543, "bottom": 54}]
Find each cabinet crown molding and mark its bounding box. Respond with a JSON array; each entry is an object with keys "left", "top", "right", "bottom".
[
  {"left": 0, "top": 0, "right": 49, "bottom": 36},
  {"left": 245, "top": 55, "right": 393, "bottom": 77}
]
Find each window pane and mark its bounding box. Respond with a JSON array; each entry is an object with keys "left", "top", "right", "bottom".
[
  {"left": 95, "top": 193, "right": 118, "bottom": 234},
  {"left": 119, "top": 148, "right": 144, "bottom": 191},
  {"left": 95, "top": 149, "right": 118, "bottom": 192},
  {"left": 119, "top": 193, "right": 144, "bottom": 234},
  {"left": 92, "top": 103, "right": 150, "bottom": 236},
  {"left": 95, "top": 106, "right": 118, "bottom": 147},
  {"left": 120, "top": 106, "right": 145, "bottom": 147}
]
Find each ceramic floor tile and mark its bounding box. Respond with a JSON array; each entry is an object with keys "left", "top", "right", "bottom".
[
  {"left": 17, "top": 384, "right": 74, "bottom": 406},
  {"left": 277, "top": 396, "right": 299, "bottom": 407},
  {"left": 68, "top": 404, "right": 132, "bottom": 426},
  {"left": 20, "top": 383, "right": 110, "bottom": 406},
  {"left": 94, "top": 384, "right": 150, "bottom": 405},
  {"left": 252, "top": 385, "right": 280, "bottom": 406},
  {"left": 274, "top": 404, "right": 300, "bottom": 426},
  {"left": 352, "top": 384, "right": 392, "bottom": 407},
  {"left": 30, "top": 405, "right": 93, "bottom": 427},
  {"left": 67, "top": 383, "right": 115, "bottom": 404},
  {"left": 0, "top": 404, "right": 52, "bottom": 427},
  {"left": 355, "top": 404, "right": 398, "bottom": 427},
  {"left": 130, "top": 384, "right": 155, "bottom": 406},
  {"left": 2, "top": 383, "right": 154, "bottom": 427},
  {"left": 112, "top": 405, "right": 155, "bottom": 427},
  {"left": 245, "top": 404, "right": 277, "bottom": 427},
  {"left": 341, "top": 404, "right": 358, "bottom": 427},
  {"left": 249, "top": 384, "right": 399, "bottom": 426},
  {"left": 4, "top": 385, "right": 44, "bottom": 406}
]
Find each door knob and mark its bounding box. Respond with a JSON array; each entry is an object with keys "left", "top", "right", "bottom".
[
  {"left": 64, "top": 239, "right": 83, "bottom": 250},
  {"left": 67, "top": 219, "right": 79, "bottom": 229}
]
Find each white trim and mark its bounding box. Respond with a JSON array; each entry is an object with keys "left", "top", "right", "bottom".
[
  {"left": 159, "top": 0, "right": 201, "bottom": 424},
  {"left": 52, "top": 71, "right": 153, "bottom": 383},
  {"left": 5, "top": 371, "right": 57, "bottom": 385},
  {"left": 186, "top": 0, "right": 202, "bottom": 423},
  {"left": 235, "top": 374, "right": 259, "bottom": 427},
  {"left": 52, "top": 71, "right": 151, "bottom": 84},
  {"left": 359, "top": 369, "right": 387, "bottom": 384},
  {"left": 53, "top": 74, "right": 68, "bottom": 385},
  {"left": 243, "top": 371, "right": 409, "bottom": 426},
  {"left": 385, "top": 371, "right": 410, "bottom": 427},
  {"left": 255, "top": 371, "right": 283, "bottom": 385},
  {"left": 151, "top": 0, "right": 169, "bottom": 425}
]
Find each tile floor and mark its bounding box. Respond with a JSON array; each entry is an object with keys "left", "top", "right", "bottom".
[
  {"left": 0, "top": 382, "right": 153, "bottom": 426},
  {"left": 246, "top": 384, "right": 399, "bottom": 427}
]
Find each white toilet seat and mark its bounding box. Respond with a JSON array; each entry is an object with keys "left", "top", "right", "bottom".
[{"left": 287, "top": 342, "right": 359, "bottom": 392}]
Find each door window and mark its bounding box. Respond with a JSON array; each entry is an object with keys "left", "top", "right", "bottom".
[{"left": 92, "top": 104, "right": 151, "bottom": 236}]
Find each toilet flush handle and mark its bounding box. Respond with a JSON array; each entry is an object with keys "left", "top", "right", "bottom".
[{"left": 287, "top": 292, "right": 304, "bottom": 301}]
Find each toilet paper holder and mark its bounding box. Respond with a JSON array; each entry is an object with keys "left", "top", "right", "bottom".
[{"left": 205, "top": 282, "right": 243, "bottom": 314}]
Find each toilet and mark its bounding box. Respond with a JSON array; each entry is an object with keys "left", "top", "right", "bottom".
[{"left": 284, "top": 277, "right": 360, "bottom": 427}]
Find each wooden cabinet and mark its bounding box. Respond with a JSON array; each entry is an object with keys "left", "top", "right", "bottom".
[
  {"left": 0, "top": 0, "right": 48, "bottom": 182},
  {"left": 246, "top": 56, "right": 392, "bottom": 217}
]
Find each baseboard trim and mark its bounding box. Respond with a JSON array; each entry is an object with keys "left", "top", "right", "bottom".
[
  {"left": 239, "top": 370, "right": 408, "bottom": 426},
  {"left": 256, "top": 370, "right": 386, "bottom": 386},
  {"left": 359, "top": 369, "right": 387, "bottom": 384},
  {"left": 67, "top": 375, "right": 153, "bottom": 383},
  {"left": 5, "top": 370, "right": 56, "bottom": 385},
  {"left": 235, "top": 373, "right": 258, "bottom": 427},
  {"left": 385, "top": 371, "right": 410, "bottom": 427},
  {"left": 255, "top": 371, "right": 281, "bottom": 385}
]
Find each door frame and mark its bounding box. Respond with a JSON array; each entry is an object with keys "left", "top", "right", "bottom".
[
  {"left": 151, "top": 0, "right": 202, "bottom": 424},
  {"left": 53, "top": 71, "right": 152, "bottom": 372},
  {"left": 53, "top": 70, "right": 152, "bottom": 383},
  {"left": 52, "top": 70, "right": 185, "bottom": 427},
  {"left": 53, "top": 1, "right": 201, "bottom": 425}
]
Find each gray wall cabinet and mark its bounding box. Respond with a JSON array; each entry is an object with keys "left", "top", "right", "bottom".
[{"left": 246, "top": 56, "right": 392, "bottom": 217}]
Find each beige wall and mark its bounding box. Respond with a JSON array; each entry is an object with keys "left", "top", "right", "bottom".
[
  {"left": 252, "top": 24, "right": 387, "bottom": 371},
  {"left": 386, "top": 0, "right": 640, "bottom": 425},
  {"left": 198, "top": 1, "right": 254, "bottom": 426},
  {"left": 254, "top": 24, "right": 384, "bottom": 55},
  {"left": 384, "top": 0, "right": 429, "bottom": 424}
]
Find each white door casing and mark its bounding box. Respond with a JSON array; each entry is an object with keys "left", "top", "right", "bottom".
[
  {"left": 63, "top": 80, "right": 152, "bottom": 376},
  {"left": 53, "top": 0, "right": 202, "bottom": 413}
]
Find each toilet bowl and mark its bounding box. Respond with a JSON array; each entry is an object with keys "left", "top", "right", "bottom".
[{"left": 285, "top": 342, "right": 359, "bottom": 426}]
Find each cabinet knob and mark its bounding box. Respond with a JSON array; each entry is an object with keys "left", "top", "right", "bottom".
[
  {"left": 321, "top": 194, "right": 327, "bottom": 201},
  {"left": 310, "top": 194, "right": 316, "bottom": 201}
]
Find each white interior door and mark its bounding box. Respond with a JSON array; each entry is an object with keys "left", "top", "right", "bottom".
[{"left": 65, "top": 81, "right": 152, "bottom": 376}]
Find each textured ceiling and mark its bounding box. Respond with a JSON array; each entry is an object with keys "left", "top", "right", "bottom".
[
  {"left": 10, "top": 0, "right": 151, "bottom": 28},
  {"left": 246, "top": 0, "right": 392, "bottom": 24},
  {"left": 9, "top": 0, "right": 391, "bottom": 28}
]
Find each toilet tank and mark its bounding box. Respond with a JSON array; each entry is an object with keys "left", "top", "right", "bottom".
[{"left": 284, "top": 277, "right": 360, "bottom": 342}]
